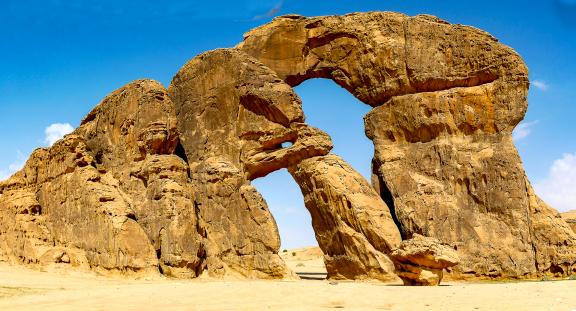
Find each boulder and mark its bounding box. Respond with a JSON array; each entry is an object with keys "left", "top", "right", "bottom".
[{"left": 390, "top": 234, "right": 459, "bottom": 286}]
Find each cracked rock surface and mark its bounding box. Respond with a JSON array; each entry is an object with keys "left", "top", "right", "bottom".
[
  {"left": 390, "top": 234, "right": 459, "bottom": 286},
  {"left": 562, "top": 211, "right": 576, "bottom": 234}
]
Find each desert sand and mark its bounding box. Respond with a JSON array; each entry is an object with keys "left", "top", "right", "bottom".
[{"left": 0, "top": 247, "right": 574, "bottom": 311}]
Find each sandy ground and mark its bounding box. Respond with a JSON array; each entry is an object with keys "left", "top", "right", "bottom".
[{"left": 0, "top": 248, "right": 575, "bottom": 311}]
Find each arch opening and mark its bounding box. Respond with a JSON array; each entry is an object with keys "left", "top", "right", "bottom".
[{"left": 252, "top": 78, "right": 383, "bottom": 279}]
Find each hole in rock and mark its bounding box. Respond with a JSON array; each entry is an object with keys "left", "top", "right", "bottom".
[
  {"left": 252, "top": 79, "right": 380, "bottom": 280},
  {"left": 295, "top": 78, "right": 374, "bottom": 181},
  {"left": 174, "top": 139, "right": 189, "bottom": 163},
  {"left": 280, "top": 141, "right": 293, "bottom": 148},
  {"left": 252, "top": 168, "right": 325, "bottom": 279}
]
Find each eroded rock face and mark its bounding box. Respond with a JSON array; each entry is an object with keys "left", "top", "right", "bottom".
[
  {"left": 0, "top": 80, "right": 202, "bottom": 277},
  {"left": 390, "top": 234, "right": 459, "bottom": 286},
  {"left": 0, "top": 50, "right": 336, "bottom": 279},
  {"left": 240, "top": 12, "right": 576, "bottom": 279},
  {"left": 167, "top": 49, "right": 333, "bottom": 278},
  {"left": 289, "top": 154, "right": 401, "bottom": 281},
  {"left": 563, "top": 211, "right": 576, "bottom": 233}
]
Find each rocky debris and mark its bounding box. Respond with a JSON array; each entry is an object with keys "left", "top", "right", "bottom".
[
  {"left": 390, "top": 234, "right": 459, "bottom": 286},
  {"left": 289, "top": 154, "right": 401, "bottom": 281},
  {"left": 240, "top": 12, "right": 576, "bottom": 279},
  {"left": 562, "top": 211, "right": 576, "bottom": 233}
]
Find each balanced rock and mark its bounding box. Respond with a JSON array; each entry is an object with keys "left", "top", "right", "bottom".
[
  {"left": 239, "top": 12, "right": 576, "bottom": 279},
  {"left": 390, "top": 234, "right": 459, "bottom": 286}
]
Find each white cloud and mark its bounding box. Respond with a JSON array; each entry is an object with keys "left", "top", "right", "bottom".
[
  {"left": 1, "top": 123, "right": 74, "bottom": 181},
  {"left": 534, "top": 152, "right": 576, "bottom": 212},
  {"left": 513, "top": 120, "right": 539, "bottom": 141},
  {"left": 531, "top": 80, "right": 549, "bottom": 91},
  {"left": 44, "top": 123, "right": 74, "bottom": 146}
]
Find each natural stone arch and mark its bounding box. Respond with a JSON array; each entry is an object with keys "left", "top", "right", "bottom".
[
  {"left": 238, "top": 12, "right": 576, "bottom": 278},
  {"left": 168, "top": 49, "right": 401, "bottom": 280},
  {"left": 0, "top": 12, "right": 574, "bottom": 281}
]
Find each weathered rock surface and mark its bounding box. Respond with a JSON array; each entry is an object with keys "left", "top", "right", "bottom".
[
  {"left": 0, "top": 49, "right": 336, "bottom": 279},
  {"left": 390, "top": 234, "right": 459, "bottom": 286},
  {"left": 167, "top": 49, "right": 334, "bottom": 278},
  {"left": 240, "top": 12, "right": 576, "bottom": 279},
  {"left": 289, "top": 154, "right": 401, "bottom": 281},
  {"left": 0, "top": 80, "right": 195, "bottom": 276},
  {"left": 561, "top": 211, "right": 576, "bottom": 234}
]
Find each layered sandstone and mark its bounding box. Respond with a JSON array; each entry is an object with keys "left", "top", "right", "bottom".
[
  {"left": 240, "top": 12, "right": 576, "bottom": 279},
  {"left": 390, "top": 234, "right": 459, "bottom": 286},
  {"left": 289, "top": 154, "right": 401, "bottom": 281},
  {"left": 0, "top": 49, "right": 341, "bottom": 279},
  {"left": 167, "top": 49, "right": 333, "bottom": 278},
  {"left": 562, "top": 211, "right": 576, "bottom": 233}
]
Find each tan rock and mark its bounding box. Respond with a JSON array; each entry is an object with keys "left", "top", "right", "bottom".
[
  {"left": 168, "top": 49, "right": 335, "bottom": 278},
  {"left": 289, "top": 154, "right": 401, "bottom": 281},
  {"left": 562, "top": 211, "right": 576, "bottom": 233},
  {"left": 390, "top": 234, "right": 459, "bottom": 286},
  {"left": 0, "top": 80, "right": 194, "bottom": 277},
  {"left": 1, "top": 12, "right": 575, "bottom": 281},
  {"left": 240, "top": 12, "right": 576, "bottom": 279}
]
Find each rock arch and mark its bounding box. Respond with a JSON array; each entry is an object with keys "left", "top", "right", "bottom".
[
  {"left": 168, "top": 49, "right": 401, "bottom": 280},
  {"left": 238, "top": 12, "right": 576, "bottom": 278},
  {"left": 1, "top": 12, "right": 575, "bottom": 281}
]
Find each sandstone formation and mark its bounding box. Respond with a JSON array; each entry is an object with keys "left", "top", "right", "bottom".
[
  {"left": 1, "top": 12, "right": 575, "bottom": 282},
  {"left": 562, "top": 211, "right": 576, "bottom": 233},
  {"left": 167, "top": 49, "right": 333, "bottom": 278},
  {"left": 390, "top": 234, "right": 459, "bottom": 286},
  {"left": 239, "top": 12, "right": 576, "bottom": 279},
  {"left": 289, "top": 154, "right": 400, "bottom": 281},
  {"left": 0, "top": 49, "right": 328, "bottom": 278}
]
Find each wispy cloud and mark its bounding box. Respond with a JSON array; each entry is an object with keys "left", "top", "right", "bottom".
[
  {"left": 1, "top": 123, "right": 74, "bottom": 181},
  {"left": 513, "top": 120, "right": 539, "bottom": 141},
  {"left": 252, "top": 0, "right": 283, "bottom": 20},
  {"left": 0, "top": 151, "right": 27, "bottom": 181},
  {"left": 532, "top": 80, "right": 549, "bottom": 91},
  {"left": 44, "top": 123, "right": 74, "bottom": 146},
  {"left": 535, "top": 152, "right": 576, "bottom": 212}
]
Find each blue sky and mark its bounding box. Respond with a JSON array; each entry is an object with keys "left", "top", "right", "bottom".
[{"left": 1, "top": 0, "right": 575, "bottom": 249}]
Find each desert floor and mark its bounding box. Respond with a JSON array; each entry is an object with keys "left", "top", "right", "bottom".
[{"left": 0, "top": 247, "right": 575, "bottom": 311}]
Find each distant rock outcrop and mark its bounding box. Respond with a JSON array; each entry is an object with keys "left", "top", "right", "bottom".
[{"left": 1, "top": 12, "right": 575, "bottom": 281}]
